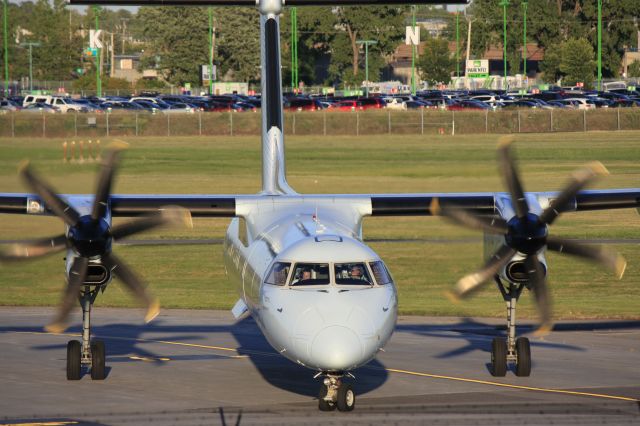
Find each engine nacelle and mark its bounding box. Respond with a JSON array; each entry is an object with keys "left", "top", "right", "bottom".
[
  {"left": 483, "top": 233, "right": 548, "bottom": 284},
  {"left": 502, "top": 255, "right": 547, "bottom": 284},
  {"left": 65, "top": 252, "right": 112, "bottom": 286}
]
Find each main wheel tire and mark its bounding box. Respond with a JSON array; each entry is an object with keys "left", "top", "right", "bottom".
[
  {"left": 336, "top": 383, "right": 355, "bottom": 412},
  {"left": 515, "top": 337, "right": 531, "bottom": 377},
  {"left": 66, "top": 340, "right": 82, "bottom": 380},
  {"left": 90, "top": 341, "right": 106, "bottom": 380},
  {"left": 491, "top": 337, "right": 507, "bottom": 377},
  {"left": 318, "top": 385, "right": 335, "bottom": 411}
]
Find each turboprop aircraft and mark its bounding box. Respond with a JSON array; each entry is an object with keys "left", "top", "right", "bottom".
[{"left": 1, "top": 0, "right": 639, "bottom": 412}]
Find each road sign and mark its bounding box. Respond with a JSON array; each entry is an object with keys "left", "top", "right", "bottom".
[
  {"left": 405, "top": 26, "right": 420, "bottom": 45},
  {"left": 84, "top": 48, "right": 98, "bottom": 57},
  {"left": 201, "top": 64, "right": 217, "bottom": 82},
  {"left": 466, "top": 59, "right": 489, "bottom": 78},
  {"left": 89, "top": 29, "right": 103, "bottom": 49}
]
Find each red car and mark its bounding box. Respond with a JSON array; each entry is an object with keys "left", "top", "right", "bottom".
[
  {"left": 357, "top": 97, "right": 385, "bottom": 110},
  {"left": 335, "top": 100, "right": 364, "bottom": 111}
]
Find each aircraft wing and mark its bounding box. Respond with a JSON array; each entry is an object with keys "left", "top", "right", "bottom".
[
  {"left": 1, "top": 189, "right": 638, "bottom": 218},
  {"left": 0, "top": 193, "right": 241, "bottom": 217},
  {"left": 369, "top": 189, "right": 640, "bottom": 216}
]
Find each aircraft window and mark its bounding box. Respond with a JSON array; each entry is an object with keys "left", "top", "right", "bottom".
[
  {"left": 334, "top": 263, "right": 372, "bottom": 285},
  {"left": 369, "top": 261, "right": 392, "bottom": 285},
  {"left": 291, "top": 263, "right": 330, "bottom": 286},
  {"left": 265, "top": 262, "right": 291, "bottom": 286}
]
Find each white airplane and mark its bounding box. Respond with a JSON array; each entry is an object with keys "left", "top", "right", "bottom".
[{"left": 0, "top": 0, "right": 638, "bottom": 412}]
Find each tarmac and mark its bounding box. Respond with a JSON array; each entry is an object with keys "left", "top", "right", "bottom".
[{"left": 0, "top": 307, "right": 638, "bottom": 425}]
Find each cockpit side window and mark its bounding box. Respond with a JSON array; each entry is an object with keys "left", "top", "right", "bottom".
[
  {"left": 334, "top": 263, "right": 373, "bottom": 285},
  {"left": 265, "top": 262, "right": 291, "bottom": 286},
  {"left": 369, "top": 261, "right": 392, "bottom": 285},
  {"left": 291, "top": 263, "right": 330, "bottom": 286}
]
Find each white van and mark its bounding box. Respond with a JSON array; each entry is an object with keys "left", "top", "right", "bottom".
[
  {"left": 22, "top": 94, "right": 52, "bottom": 107},
  {"left": 47, "top": 97, "right": 89, "bottom": 113}
]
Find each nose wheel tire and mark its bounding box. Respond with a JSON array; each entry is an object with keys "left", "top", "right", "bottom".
[
  {"left": 90, "top": 340, "right": 106, "bottom": 380},
  {"left": 318, "top": 384, "right": 336, "bottom": 411},
  {"left": 515, "top": 337, "right": 531, "bottom": 377},
  {"left": 66, "top": 340, "right": 81, "bottom": 380},
  {"left": 491, "top": 337, "right": 507, "bottom": 377},
  {"left": 336, "top": 383, "right": 355, "bottom": 412}
]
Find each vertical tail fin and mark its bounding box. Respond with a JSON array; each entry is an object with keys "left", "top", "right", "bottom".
[{"left": 260, "top": 14, "right": 296, "bottom": 195}]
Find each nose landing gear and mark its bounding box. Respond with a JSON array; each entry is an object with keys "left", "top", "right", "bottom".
[
  {"left": 64, "top": 287, "right": 106, "bottom": 380},
  {"left": 317, "top": 373, "right": 355, "bottom": 412}
]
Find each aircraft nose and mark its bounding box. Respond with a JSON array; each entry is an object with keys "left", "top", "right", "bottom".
[{"left": 310, "top": 326, "right": 364, "bottom": 371}]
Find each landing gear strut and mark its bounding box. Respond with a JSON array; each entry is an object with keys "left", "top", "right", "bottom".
[
  {"left": 317, "top": 373, "right": 355, "bottom": 412},
  {"left": 491, "top": 278, "right": 531, "bottom": 377},
  {"left": 66, "top": 286, "right": 106, "bottom": 380}
]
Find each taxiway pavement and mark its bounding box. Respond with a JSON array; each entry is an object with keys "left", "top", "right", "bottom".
[{"left": 0, "top": 307, "right": 638, "bottom": 425}]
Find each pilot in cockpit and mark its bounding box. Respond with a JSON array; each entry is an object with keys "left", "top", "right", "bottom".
[{"left": 350, "top": 265, "right": 365, "bottom": 281}]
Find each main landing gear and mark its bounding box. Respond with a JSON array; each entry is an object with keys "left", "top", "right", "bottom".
[
  {"left": 66, "top": 287, "right": 106, "bottom": 380},
  {"left": 317, "top": 373, "right": 355, "bottom": 412},
  {"left": 490, "top": 278, "right": 531, "bottom": 377}
]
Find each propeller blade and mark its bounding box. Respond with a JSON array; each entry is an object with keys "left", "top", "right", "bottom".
[
  {"left": 431, "top": 198, "right": 508, "bottom": 235},
  {"left": 497, "top": 136, "right": 529, "bottom": 219},
  {"left": 525, "top": 255, "right": 553, "bottom": 335},
  {"left": 45, "top": 256, "right": 89, "bottom": 333},
  {"left": 446, "top": 244, "right": 516, "bottom": 301},
  {"left": 19, "top": 161, "right": 81, "bottom": 227},
  {"left": 546, "top": 236, "right": 626, "bottom": 279},
  {"left": 91, "top": 141, "right": 129, "bottom": 221},
  {"left": 0, "top": 234, "right": 67, "bottom": 261},
  {"left": 102, "top": 252, "right": 159, "bottom": 323},
  {"left": 539, "top": 162, "right": 609, "bottom": 225},
  {"left": 110, "top": 206, "right": 193, "bottom": 240}
]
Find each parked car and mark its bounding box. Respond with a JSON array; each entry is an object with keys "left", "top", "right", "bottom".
[
  {"left": 447, "top": 100, "right": 490, "bottom": 111},
  {"left": 0, "top": 98, "right": 21, "bottom": 111},
  {"left": 335, "top": 100, "right": 364, "bottom": 111},
  {"left": 21, "top": 102, "right": 60, "bottom": 113},
  {"left": 285, "top": 98, "right": 321, "bottom": 112}
]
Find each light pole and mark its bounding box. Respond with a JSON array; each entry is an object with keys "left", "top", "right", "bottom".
[
  {"left": 208, "top": 7, "right": 214, "bottom": 95},
  {"left": 19, "top": 42, "right": 40, "bottom": 93},
  {"left": 456, "top": 11, "right": 460, "bottom": 79},
  {"left": 3, "top": 0, "right": 9, "bottom": 95},
  {"left": 522, "top": 0, "right": 527, "bottom": 82},
  {"left": 356, "top": 40, "right": 377, "bottom": 97},
  {"left": 290, "top": 7, "right": 298, "bottom": 92},
  {"left": 500, "top": 0, "right": 509, "bottom": 83},
  {"left": 94, "top": 6, "right": 102, "bottom": 97},
  {"left": 597, "top": 0, "right": 602, "bottom": 90},
  {"left": 411, "top": 5, "right": 416, "bottom": 95}
]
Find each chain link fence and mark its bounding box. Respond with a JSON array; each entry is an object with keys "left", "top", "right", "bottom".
[{"left": 2, "top": 109, "right": 640, "bottom": 138}]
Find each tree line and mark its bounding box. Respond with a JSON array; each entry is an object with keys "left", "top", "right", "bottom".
[{"left": 0, "top": 0, "right": 639, "bottom": 90}]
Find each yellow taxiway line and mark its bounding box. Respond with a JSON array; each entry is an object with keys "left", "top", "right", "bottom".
[
  {"left": 384, "top": 367, "right": 640, "bottom": 403},
  {"left": 12, "top": 331, "right": 639, "bottom": 403}
]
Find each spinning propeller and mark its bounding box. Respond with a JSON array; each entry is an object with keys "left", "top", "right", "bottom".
[
  {"left": 432, "top": 137, "right": 626, "bottom": 333},
  {"left": 0, "top": 141, "right": 192, "bottom": 333}
]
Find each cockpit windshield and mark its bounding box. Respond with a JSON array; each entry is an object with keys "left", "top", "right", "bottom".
[
  {"left": 334, "top": 263, "right": 373, "bottom": 285},
  {"left": 291, "top": 263, "right": 330, "bottom": 286}
]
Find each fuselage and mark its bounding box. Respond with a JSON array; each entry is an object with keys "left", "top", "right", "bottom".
[{"left": 223, "top": 197, "right": 398, "bottom": 372}]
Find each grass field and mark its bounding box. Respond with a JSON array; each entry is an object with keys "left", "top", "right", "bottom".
[{"left": 0, "top": 132, "right": 639, "bottom": 320}]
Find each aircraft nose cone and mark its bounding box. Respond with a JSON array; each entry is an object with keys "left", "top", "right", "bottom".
[{"left": 310, "top": 326, "right": 363, "bottom": 371}]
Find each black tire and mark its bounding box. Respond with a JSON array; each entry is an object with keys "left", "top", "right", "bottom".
[
  {"left": 90, "top": 341, "right": 106, "bottom": 380},
  {"left": 491, "top": 337, "right": 507, "bottom": 377},
  {"left": 515, "top": 337, "right": 531, "bottom": 377},
  {"left": 66, "top": 340, "right": 81, "bottom": 380},
  {"left": 318, "top": 385, "right": 335, "bottom": 411},
  {"left": 336, "top": 383, "right": 355, "bottom": 412}
]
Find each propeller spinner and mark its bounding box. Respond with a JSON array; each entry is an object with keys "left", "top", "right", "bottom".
[
  {"left": 433, "top": 137, "right": 626, "bottom": 334},
  {"left": 1, "top": 142, "right": 192, "bottom": 333}
]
